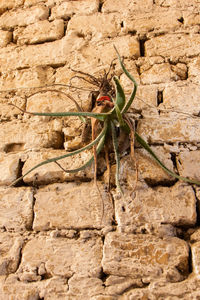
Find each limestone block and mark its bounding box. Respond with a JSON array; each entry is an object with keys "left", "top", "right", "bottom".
[
  {"left": 102, "top": 0, "right": 153, "bottom": 13},
  {"left": 14, "top": 19, "right": 64, "bottom": 46},
  {"left": 0, "top": 187, "right": 33, "bottom": 231},
  {"left": 0, "top": 33, "right": 86, "bottom": 72},
  {"left": 0, "top": 153, "right": 20, "bottom": 185},
  {"left": 191, "top": 242, "right": 200, "bottom": 278},
  {"left": 20, "top": 149, "right": 95, "bottom": 184},
  {"left": 0, "top": 119, "right": 63, "bottom": 152},
  {"left": 0, "top": 0, "right": 24, "bottom": 14},
  {"left": 67, "top": 275, "right": 104, "bottom": 298},
  {"left": 68, "top": 13, "right": 121, "bottom": 39},
  {"left": 104, "top": 275, "right": 143, "bottom": 295},
  {"left": 161, "top": 82, "right": 200, "bottom": 115},
  {"left": 145, "top": 34, "right": 200, "bottom": 61},
  {"left": 155, "top": 0, "right": 200, "bottom": 8},
  {"left": 114, "top": 182, "right": 196, "bottom": 227},
  {"left": 190, "top": 228, "right": 200, "bottom": 242},
  {"left": 137, "top": 115, "right": 200, "bottom": 143},
  {"left": 0, "top": 30, "right": 12, "bottom": 47},
  {"left": 0, "top": 233, "right": 23, "bottom": 275},
  {"left": 33, "top": 182, "right": 113, "bottom": 230},
  {"left": 0, "top": 66, "right": 54, "bottom": 91},
  {"left": 103, "top": 232, "right": 189, "bottom": 282},
  {"left": 50, "top": 0, "right": 99, "bottom": 19},
  {"left": 17, "top": 235, "right": 103, "bottom": 281},
  {"left": 0, "top": 5, "right": 49, "bottom": 29},
  {"left": 119, "top": 277, "right": 200, "bottom": 299},
  {"left": 141, "top": 63, "right": 187, "bottom": 84},
  {"left": 123, "top": 10, "right": 182, "bottom": 36},
  {"left": 176, "top": 150, "right": 200, "bottom": 181}
]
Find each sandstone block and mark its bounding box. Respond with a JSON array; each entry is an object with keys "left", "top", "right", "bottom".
[
  {"left": 137, "top": 115, "right": 200, "bottom": 143},
  {"left": 0, "top": 5, "right": 49, "bottom": 29},
  {"left": 103, "top": 232, "right": 189, "bottom": 282},
  {"left": 0, "top": 119, "right": 63, "bottom": 152},
  {"left": 176, "top": 150, "right": 200, "bottom": 182},
  {"left": 161, "top": 82, "right": 200, "bottom": 115},
  {"left": 0, "top": 30, "right": 12, "bottom": 47},
  {"left": 0, "top": 153, "right": 20, "bottom": 185},
  {"left": 0, "top": 0, "right": 24, "bottom": 14},
  {"left": 50, "top": 0, "right": 99, "bottom": 20},
  {"left": 33, "top": 182, "right": 113, "bottom": 230},
  {"left": 0, "top": 187, "right": 33, "bottom": 230},
  {"left": 155, "top": 0, "right": 200, "bottom": 8},
  {"left": 141, "top": 63, "right": 187, "bottom": 84},
  {"left": 14, "top": 19, "right": 64, "bottom": 45},
  {"left": 114, "top": 182, "right": 196, "bottom": 227},
  {"left": 0, "top": 233, "right": 23, "bottom": 275},
  {"left": 17, "top": 235, "right": 103, "bottom": 281},
  {"left": 102, "top": 0, "right": 153, "bottom": 13},
  {"left": 0, "top": 33, "right": 86, "bottom": 72},
  {"left": 145, "top": 34, "right": 200, "bottom": 61},
  {"left": 68, "top": 13, "right": 121, "bottom": 40},
  {"left": 191, "top": 242, "right": 200, "bottom": 277},
  {"left": 0, "top": 66, "right": 54, "bottom": 91}
]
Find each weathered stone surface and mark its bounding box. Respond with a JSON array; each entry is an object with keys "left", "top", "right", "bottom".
[
  {"left": 51, "top": 0, "right": 99, "bottom": 19},
  {"left": 0, "top": 153, "right": 20, "bottom": 185},
  {"left": 137, "top": 115, "right": 200, "bottom": 143},
  {"left": 0, "top": 0, "right": 24, "bottom": 14},
  {"left": 119, "top": 276, "right": 200, "bottom": 299},
  {"left": 123, "top": 9, "right": 182, "bottom": 36},
  {"left": 176, "top": 150, "right": 200, "bottom": 181},
  {"left": 68, "top": 13, "right": 121, "bottom": 40},
  {"left": 141, "top": 63, "right": 187, "bottom": 84},
  {"left": 191, "top": 242, "right": 200, "bottom": 278},
  {"left": 103, "top": 232, "right": 189, "bottom": 282},
  {"left": 0, "top": 66, "right": 54, "bottom": 91},
  {"left": 0, "top": 5, "right": 49, "bottom": 29},
  {"left": 0, "top": 187, "right": 33, "bottom": 231},
  {"left": 17, "top": 234, "right": 103, "bottom": 281},
  {"left": 155, "top": 0, "right": 200, "bottom": 8},
  {"left": 14, "top": 19, "right": 64, "bottom": 45},
  {"left": 114, "top": 181, "right": 196, "bottom": 227},
  {"left": 0, "top": 233, "right": 23, "bottom": 275},
  {"left": 0, "top": 30, "right": 12, "bottom": 47},
  {"left": 104, "top": 275, "right": 143, "bottom": 295},
  {"left": 33, "top": 182, "right": 113, "bottom": 230},
  {"left": 102, "top": 0, "right": 153, "bottom": 13},
  {"left": 161, "top": 82, "right": 200, "bottom": 115},
  {"left": 20, "top": 149, "right": 96, "bottom": 184},
  {"left": 145, "top": 34, "right": 200, "bottom": 61},
  {"left": 0, "top": 119, "right": 63, "bottom": 152}
]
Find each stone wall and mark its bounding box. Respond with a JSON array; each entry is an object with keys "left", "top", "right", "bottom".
[{"left": 0, "top": 0, "right": 200, "bottom": 299}]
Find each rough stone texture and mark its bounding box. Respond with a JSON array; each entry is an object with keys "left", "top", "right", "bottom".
[
  {"left": 1, "top": 0, "right": 200, "bottom": 299},
  {"left": 0, "top": 187, "right": 33, "bottom": 231},
  {"left": 13, "top": 19, "right": 64, "bottom": 45},
  {"left": 103, "top": 232, "right": 189, "bottom": 282},
  {"left": 33, "top": 182, "right": 113, "bottom": 230}
]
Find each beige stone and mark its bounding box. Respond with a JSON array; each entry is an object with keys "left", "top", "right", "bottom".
[
  {"left": 33, "top": 182, "right": 113, "bottom": 230},
  {"left": 161, "top": 82, "right": 200, "bottom": 115},
  {"left": 176, "top": 150, "right": 200, "bottom": 181},
  {"left": 102, "top": 0, "right": 153, "bottom": 13},
  {"left": 0, "top": 187, "right": 33, "bottom": 231},
  {"left": 0, "top": 233, "right": 23, "bottom": 275},
  {"left": 154, "top": 0, "right": 200, "bottom": 8},
  {"left": 0, "top": 153, "right": 20, "bottom": 185},
  {"left": 0, "top": 30, "right": 12, "bottom": 47},
  {"left": 14, "top": 19, "right": 64, "bottom": 46},
  {"left": 192, "top": 242, "right": 200, "bottom": 278},
  {"left": 0, "top": 66, "right": 55, "bottom": 91},
  {"left": 0, "top": 119, "right": 63, "bottom": 152},
  {"left": 50, "top": 0, "right": 99, "bottom": 19},
  {"left": 68, "top": 13, "right": 121, "bottom": 40},
  {"left": 17, "top": 234, "right": 103, "bottom": 280},
  {"left": 0, "top": 5, "right": 49, "bottom": 29},
  {"left": 137, "top": 115, "right": 200, "bottom": 143},
  {"left": 114, "top": 182, "right": 196, "bottom": 227},
  {"left": 0, "top": 0, "right": 24, "bottom": 14},
  {"left": 103, "top": 232, "right": 189, "bottom": 282},
  {"left": 145, "top": 34, "right": 200, "bottom": 61},
  {"left": 141, "top": 63, "right": 187, "bottom": 84}
]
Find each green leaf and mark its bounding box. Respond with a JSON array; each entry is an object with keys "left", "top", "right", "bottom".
[
  {"left": 135, "top": 132, "right": 200, "bottom": 185},
  {"left": 113, "top": 76, "right": 126, "bottom": 111}
]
